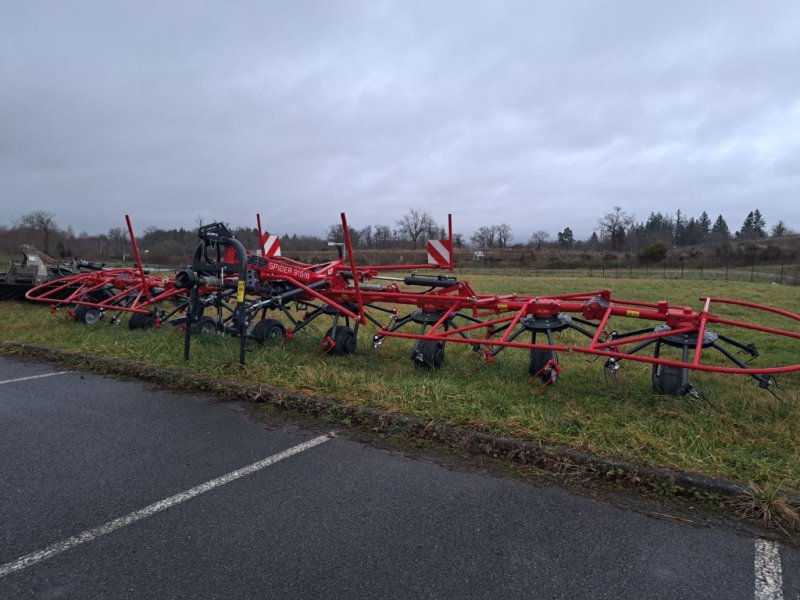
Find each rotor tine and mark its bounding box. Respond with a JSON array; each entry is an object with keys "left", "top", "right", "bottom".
[{"left": 763, "top": 382, "right": 788, "bottom": 405}]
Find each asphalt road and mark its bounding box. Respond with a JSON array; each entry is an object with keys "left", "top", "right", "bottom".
[{"left": 0, "top": 356, "right": 797, "bottom": 599}]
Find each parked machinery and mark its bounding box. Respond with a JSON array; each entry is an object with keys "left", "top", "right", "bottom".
[
  {"left": 175, "top": 213, "right": 800, "bottom": 396},
  {"left": 1, "top": 245, "right": 103, "bottom": 301},
  {"left": 25, "top": 212, "right": 800, "bottom": 396},
  {"left": 25, "top": 216, "right": 194, "bottom": 327}
]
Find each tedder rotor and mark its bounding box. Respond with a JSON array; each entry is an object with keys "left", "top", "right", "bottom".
[{"left": 24, "top": 216, "right": 237, "bottom": 332}]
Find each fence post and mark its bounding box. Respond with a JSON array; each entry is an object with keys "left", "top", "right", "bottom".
[
  {"left": 751, "top": 261, "right": 755, "bottom": 283},
  {"left": 663, "top": 264, "right": 666, "bottom": 279},
  {"left": 725, "top": 264, "right": 728, "bottom": 281},
  {"left": 780, "top": 264, "right": 784, "bottom": 284},
  {"left": 699, "top": 263, "right": 703, "bottom": 280}
]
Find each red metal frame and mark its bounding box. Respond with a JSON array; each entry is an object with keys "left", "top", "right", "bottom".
[
  {"left": 24, "top": 211, "right": 800, "bottom": 386},
  {"left": 26, "top": 216, "right": 187, "bottom": 324}
]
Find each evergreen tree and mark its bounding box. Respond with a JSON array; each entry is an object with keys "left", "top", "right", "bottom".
[
  {"left": 684, "top": 217, "right": 704, "bottom": 246},
  {"left": 752, "top": 209, "right": 767, "bottom": 238},
  {"left": 736, "top": 211, "right": 766, "bottom": 239},
  {"left": 673, "top": 210, "right": 687, "bottom": 245},
  {"left": 771, "top": 220, "right": 792, "bottom": 237},
  {"left": 644, "top": 212, "right": 674, "bottom": 240},
  {"left": 711, "top": 215, "right": 730, "bottom": 238},
  {"left": 698, "top": 211, "right": 711, "bottom": 235},
  {"left": 557, "top": 227, "right": 575, "bottom": 248}
]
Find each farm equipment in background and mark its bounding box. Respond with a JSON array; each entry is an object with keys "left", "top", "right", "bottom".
[
  {"left": 25, "top": 216, "right": 194, "bottom": 328},
  {"left": 175, "top": 212, "right": 800, "bottom": 397},
  {"left": 0, "top": 245, "right": 103, "bottom": 301}
]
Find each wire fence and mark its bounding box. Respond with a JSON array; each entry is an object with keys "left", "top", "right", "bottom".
[{"left": 459, "top": 262, "right": 800, "bottom": 285}]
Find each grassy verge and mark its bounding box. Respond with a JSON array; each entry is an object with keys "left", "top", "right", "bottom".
[{"left": 1, "top": 274, "right": 798, "bottom": 502}]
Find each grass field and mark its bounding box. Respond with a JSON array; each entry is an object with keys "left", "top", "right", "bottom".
[{"left": 1, "top": 273, "right": 798, "bottom": 500}]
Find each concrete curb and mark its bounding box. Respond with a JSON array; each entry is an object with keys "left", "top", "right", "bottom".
[{"left": 2, "top": 340, "right": 798, "bottom": 510}]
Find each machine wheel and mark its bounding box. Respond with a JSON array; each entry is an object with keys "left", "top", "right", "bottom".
[
  {"left": 653, "top": 365, "right": 687, "bottom": 395},
  {"left": 252, "top": 318, "right": 286, "bottom": 343},
  {"left": 324, "top": 326, "right": 356, "bottom": 355},
  {"left": 529, "top": 349, "right": 557, "bottom": 383},
  {"left": 191, "top": 316, "right": 220, "bottom": 335},
  {"left": 128, "top": 312, "right": 155, "bottom": 330},
  {"left": 74, "top": 304, "right": 101, "bottom": 325},
  {"left": 411, "top": 340, "right": 445, "bottom": 369}
]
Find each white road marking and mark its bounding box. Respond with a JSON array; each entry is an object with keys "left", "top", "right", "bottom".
[
  {"left": 0, "top": 371, "right": 70, "bottom": 386},
  {"left": 0, "top": 433, "right": 333, "bottom": 578},
  {"left": 755, "top": 539, "right": 783, "bottom": 600}
]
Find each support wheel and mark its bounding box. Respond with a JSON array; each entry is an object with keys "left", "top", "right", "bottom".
[
  {"left": 191, "top": 316, "right": 220, "bottom": 335},
  {"left": 529, "top": 349, "right": 557, "bottom": 383},
  {"left": 653, "top": 365, "right": 688, "bottom": 395},
  {"left": 252, "top": 319, "right": 286, "bottom": 343},
  {"left": 128, "top": 312, "right": 155, "bottom": 330},
  {"left": 324, "top": 326, "right": 356, "bottom": 355},
  {"left": 411, "top": 340, "right": 445, "bottom": 369},
  {"left": 74, "top": 305, "right": 101, "bottom": 325}
]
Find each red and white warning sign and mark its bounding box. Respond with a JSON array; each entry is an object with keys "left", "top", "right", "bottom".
[
  {"left": 426, "top": 239, "right": 451, "bottom": 268},
  {"left": 259, "top": 234, "right": 282, "bottom": 257}
]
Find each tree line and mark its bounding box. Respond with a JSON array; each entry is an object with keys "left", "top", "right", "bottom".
[
  {"left": 595, "top": 206, "right": 793, "bottom": 251},
  {"left": 1, "top": 207, "right": 796, "bottom": 266}
]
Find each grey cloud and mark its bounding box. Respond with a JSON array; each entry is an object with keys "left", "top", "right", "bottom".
[{"left": 2, "top": 0, "right": 799, "bottom": 240}]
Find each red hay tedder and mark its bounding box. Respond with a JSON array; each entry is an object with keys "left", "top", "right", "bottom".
[{"left": 26, "top": 213, "right": 800, "bottom": 398}]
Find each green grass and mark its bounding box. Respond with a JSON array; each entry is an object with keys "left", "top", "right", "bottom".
[{"left": 1, "top": 273, "right": 799, "bottom": 497}]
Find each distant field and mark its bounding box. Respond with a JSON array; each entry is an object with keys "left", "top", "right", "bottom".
[{"left": 1, "top": 273, "right": 798, "bottom": 498}]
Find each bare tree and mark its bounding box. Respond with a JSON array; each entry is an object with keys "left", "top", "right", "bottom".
[
  {"left": 327, "top": 224, "right": 345, "bottom": 242},
  {"left": 529, "top": 230, "right": 550, "bottom": 250},
  {"left": 359, "top": 225, "right": 373, "bottom": 249},
  {"left": 495, "top": 223, "right": 513, "bottom": 248},
  {"left": 599, "top": 206, "right": 634, "bottom": 251},
  {"left": 107, "top": 227, "right": 128, "bottom": 260},
  {"left": 373, "top": 225, "right": 393, "bottom": 248},
  {"left": 396, "top": 208, "right": 436, "bottom": 249},
  {"left": 471, "top": 225, "right": 496, "bottom": 248},
  {"left": 326, "top": 223, "right": 360, "bottom": 247},
  {"left": 17, "top": 211, "right": 57, "bottom": 255}
]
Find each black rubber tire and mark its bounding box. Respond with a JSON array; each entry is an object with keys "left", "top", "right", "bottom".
[
  {"left": 191, "top": 316, "right": 219, "bottom": 335},
  {"left": 128, "top": 312, "right": 155, "bottom": 330},
  {"left": 324, "top": 326, "right": 356, "bottom": 355},
  {"left": 74, "top": 304, "right": 101, "bottom": 325},
  {"left": 411, "top": 340, "right": 445, "bottom": 369},
  {"left": 653, "top": 365, "right": 686, "bottom": 395},
  {"left": 252, "top": 318, "right": 286, "bottom": 343},
  {"left": 529, "top": 349, "right": 557, "bottom": 382}
]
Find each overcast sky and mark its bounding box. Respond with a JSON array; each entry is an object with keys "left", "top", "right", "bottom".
[{"left": 2, "top": 1, "right": 799, "bottom": 241}]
